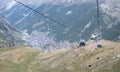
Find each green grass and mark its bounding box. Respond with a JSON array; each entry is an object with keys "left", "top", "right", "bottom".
[
  {"left": 0, "top": 47, "right": 40, "bottom": 72},
  {"left": 0, "top": 42, "right": 119, "bottom": 72},
  {"left": 10, "top": 52, "right": 39, "bottom": 72}
]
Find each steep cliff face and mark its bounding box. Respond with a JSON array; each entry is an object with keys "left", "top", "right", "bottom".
[{"left": 0, "top": 15, "right": 22, "bottom": 48}]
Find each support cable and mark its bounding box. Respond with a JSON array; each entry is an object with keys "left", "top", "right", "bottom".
[{"left": 14, "top": 0, "right": 80, "bottom": 34}]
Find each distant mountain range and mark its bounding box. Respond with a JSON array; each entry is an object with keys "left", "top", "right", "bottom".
[{"left": 1, "top": 0, "right": 120, "bottom": 43}]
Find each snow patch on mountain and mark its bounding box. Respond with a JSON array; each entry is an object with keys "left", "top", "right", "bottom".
[{"left": 65, "top": 11, "right": 72, "bottom": 15}]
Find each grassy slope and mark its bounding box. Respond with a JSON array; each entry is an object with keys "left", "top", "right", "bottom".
[
  {"left": 0, "top": 40, "right": 120, "bottom": 72},
  {"left": 0, "top": 47, "right": 40, "bottom": 72}
]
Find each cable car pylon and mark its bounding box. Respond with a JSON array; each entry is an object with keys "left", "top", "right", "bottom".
[
  {"left": 96, "top": 0, "right": 102, "bottom": 48},
  {"left": 90, "top": 0, "right": 102, "bottom": 48}
]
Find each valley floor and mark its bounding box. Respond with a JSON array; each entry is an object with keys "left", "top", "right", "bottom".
[{"left": 0, "top": 40, "right": 120, "bottom": 72}]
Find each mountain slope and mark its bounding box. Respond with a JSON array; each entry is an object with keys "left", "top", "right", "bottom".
[
  {"left": 0, "top": 15, "right": 22, "bottom": 48},
  {"left": 0, "top": 40, "right": 119, "bottom": 72},
  {"left": 1, "top": 0, "right": 120, "bottom": 42},
  {"left": 2, "top": 2, "right": 97, "bottom": 42}
]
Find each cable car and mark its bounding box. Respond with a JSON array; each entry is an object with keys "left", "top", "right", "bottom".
[
  {"left": 90, "top": 33, "right": 97, "bottom": 40},
  {"left": 91, "top": 29, "right": 102, "bottom": 41},
  {"left": 78, "top": 39, "right": 86, "bottom": 47},
  {"left": 97, "top": 42, "right": 102, "bottom": 48}
]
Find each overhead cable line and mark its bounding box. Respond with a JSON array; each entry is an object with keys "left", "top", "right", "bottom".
[
  {"left": 96, "top": 0, "right": 100, "bottom": 29},
  {"left": 14, "top": 0, "right": 79, "bottom": 34}
]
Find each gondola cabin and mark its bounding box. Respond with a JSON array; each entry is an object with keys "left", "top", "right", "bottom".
[
  {"left": 97, "top": 42, "right": 102, "bottom": 48},
  {"left": 79, "top": 39, "right": 86, "bottom": 47}
]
